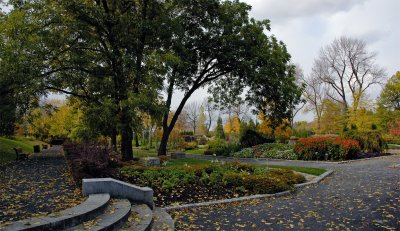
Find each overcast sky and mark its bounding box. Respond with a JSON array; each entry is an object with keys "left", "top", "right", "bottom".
[{"left": 177, "top": 0, "right": 400, "bottom": 122}]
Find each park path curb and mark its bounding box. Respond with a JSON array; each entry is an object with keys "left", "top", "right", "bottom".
[
  {"left": 185, "top": 153, "right": 395, "bottom": 165},
  {"left": 164, "top": 170, "right": 334, "bottom": 211}
]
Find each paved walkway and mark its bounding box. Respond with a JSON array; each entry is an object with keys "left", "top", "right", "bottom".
[
  {"left": 171, "top": 154, "right": 400, "bottom": 230},
  {"left": 0, "top": 146, "right": 83, "bottom": 225}
]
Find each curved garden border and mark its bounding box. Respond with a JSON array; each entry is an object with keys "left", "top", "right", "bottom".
[
  {"left": 164, "top": 169, "right": 334, "bottom": 211},
  {"left": 185, "top": 153, "right": 395, "bottom": 165}
]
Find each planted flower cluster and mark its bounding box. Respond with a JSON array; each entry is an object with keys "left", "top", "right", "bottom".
[
  {"left": 294, "top": 137, "right": 361, "bottom": 160},
  {"left": 232, "top": 143, "right": 297, "bottom": 160}
]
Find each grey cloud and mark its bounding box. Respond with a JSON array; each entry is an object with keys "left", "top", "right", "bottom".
[
  {"left": 358, "top": 30, "right": 388, "bottom": 45},
  {"left": 244, "top": 0, "right": 369, "bottom": 23}
]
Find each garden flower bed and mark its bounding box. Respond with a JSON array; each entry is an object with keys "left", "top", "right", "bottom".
[
  {"left": 232, "top": 143, "right": 296, "bottom": 160},
  {"left": 119, "top": 161, "right": 306, "bottom": 207}
]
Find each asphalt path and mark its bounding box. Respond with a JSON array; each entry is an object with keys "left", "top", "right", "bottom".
[{"left": 172, "top": 154, "right": 400, "bottom": 230}]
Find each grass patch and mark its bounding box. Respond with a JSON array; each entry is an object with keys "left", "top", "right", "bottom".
[
  {"left": 164, "top": 158, "right": 211, "bottom": 167},
  {"left": 132, "top": 149, "right": 157, "bottom": 157},
  {"left": 0, "top": 136, "right": 45, "bottom": 164},
  {"left": 267, "top": 165, "right": 326, "bottom": 176},
  {"left": 387, "top": 144, "right": 400, "bottom": 149},
  {"left": 185, "top": 149, "right": 206, "bottom": 155}
]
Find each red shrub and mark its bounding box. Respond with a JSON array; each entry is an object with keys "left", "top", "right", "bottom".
[
  {"left": 64, "top": 141, "right": 121, "bottom": 184},
  {"left": 294, "top": 137, "right": 360, "bottom": 160}
]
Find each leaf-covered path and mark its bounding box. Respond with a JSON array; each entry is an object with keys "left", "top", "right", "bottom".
[
  {"left": 171, "top": 155, "right": 400, "bottom": 230},
  {"left": 0, "top": 146, "right": 83, "bottom": 225}
]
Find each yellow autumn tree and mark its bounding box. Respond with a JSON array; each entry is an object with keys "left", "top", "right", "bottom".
[
  {"left": 224, "top": 116, "right": 240, "bottom": 134},
  {"left": 167, "top": 111, "right": 189, "bottom": 149},
  {"left": 258, "top": 113, "right": 292, "bottom": 142},
  {"left": 48, "top": 105, "right": 78, "bottom": 138},
  {"left": 347, "top": 107, "right": 380, "bottom": 132},
  {"left": 318, "top": 99, "right": 345, "bottom": 134},
  {"left": 223, "top": 116, "right": 240, "bottom": 142}
]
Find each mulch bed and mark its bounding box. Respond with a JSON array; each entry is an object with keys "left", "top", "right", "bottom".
[
  {"left": 120, "top": 174, "right": 249, "bottom": 207},
  {"left": 0, "top": 157, "right": 83, "bottom": 225}
]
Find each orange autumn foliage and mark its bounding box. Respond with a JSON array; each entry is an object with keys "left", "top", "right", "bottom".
[
  {"left": 258, "top": 113, "right": 292, "bottom": 141},
  {"left": 224, "top": 116, "right": 241, "bottom": 134}
]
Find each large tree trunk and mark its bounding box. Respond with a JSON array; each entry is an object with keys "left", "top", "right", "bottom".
[
  {"left": 158, "top": 86, "right": 198, "bottom": 155},
  {"left": 120, "top": 108, "right": 133, "bottom": 161},
  {"left": 158, "top": 128, "right": 170, "bottom": 156}
]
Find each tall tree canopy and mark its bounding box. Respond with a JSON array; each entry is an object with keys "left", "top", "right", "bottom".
[
  {"left": 158, "top": 0, "right": 301, "bottom": 153},
  {"left": 379, "top": 71, "right": 400, "bottom": 111},
  {"left": 2, "top": 0, "right": 166, "bottom": 160},
  {"left": 1, "top": 0, "right": 301, "bottom": 158}
]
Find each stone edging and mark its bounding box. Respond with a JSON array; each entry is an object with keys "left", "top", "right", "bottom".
[
  {"left": 164, "top": 170, "right": 334, "bottom": 211},
  {"left": 185, "top": 153, "right": 394, "bottom": 165}
]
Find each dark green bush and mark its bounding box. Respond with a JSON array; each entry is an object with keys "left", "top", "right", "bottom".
[
  {"left": 207, "top": 139, "right": 242, "bottom": 156},
  {"left": 232, "top": 143, "right": 297, "bottom": 160},
  {"left": 223, "top": 169, "right": 305, "bottom": 194},
  {"left": 121, "top": 162, "right": 305, "bottom": 196},
  {"left": 239, "top": 129, "right": 274, "bottom": 148}
]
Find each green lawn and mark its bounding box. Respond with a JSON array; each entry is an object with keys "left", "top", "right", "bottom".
[
  {"left": 266, "top": 165, "right": 327, "bottom": 176},
  {"left": 132, "top": 149, "right": 157, "bottom": 157},
  {"left": 388, "top": 144, "right": 400, "bottom": 149},
  {"left": 185, "top": 149, "right": 206, "bottom": 155},
  {"left": 164, "top": 158, "right": 211, "bottom": 167},
  {"left": 0, "top": 136, "right": 45, "bottom": 164}
]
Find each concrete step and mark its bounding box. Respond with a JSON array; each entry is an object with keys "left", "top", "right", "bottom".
[
  {"left": 121, "top": 204, "right": 153, "bottom": 231},
  {"left": 64, "top": 199, "right": 131, "bottom": 231},
  {"left": 2, "top": 194, "right": 110, "bottom": 231},
  {"left": 150, "top": 208, "right": 174, "bottom": 231}
]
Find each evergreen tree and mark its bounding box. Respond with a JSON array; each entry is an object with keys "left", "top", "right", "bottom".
[{"left": 215, "top": 117, "right": 225, "bottom": 140}]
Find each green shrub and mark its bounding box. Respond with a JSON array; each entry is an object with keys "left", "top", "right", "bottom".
[
  {"left": 344, "top": 131, "right": 387, "bottom": 153},
  {"left": 231, "top": 148, "right": 253, "bottom": 158},
  {"left": 207, "top": 139, "right": 241, "bottom": 156},
  {"left": 223, "top": 169, "right": 305, "bottom": 194},
  {"left": 184, "top": 141, "right": 198, "bottom": 150},
  {"left": 121, "top": 162, "right": 305, "bottom": 196},
  {"left": 223, "top": 172, "right": 246, "bottom": 186},
  {"left": 239, "top": 129, "right": 273, "bottom": 148},
  {"left": 232, "top": 143, "right": 297, "bottom": 160}
]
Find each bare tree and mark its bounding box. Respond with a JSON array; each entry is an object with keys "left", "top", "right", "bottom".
[
  {"left": 203, "top": 98, "right": 215, "bottom": 134},
  {"left": 316, "top": 36, "right": 386, "bottom": 113},
  {"left": 289, "top": 64, "right": 307, "bottom": 128},
  {"left": 184, "top": 101, "right": 200, "bottom": 134},
  {"left": 303, "top": 65, "right": 326, "bottom": 131}
]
